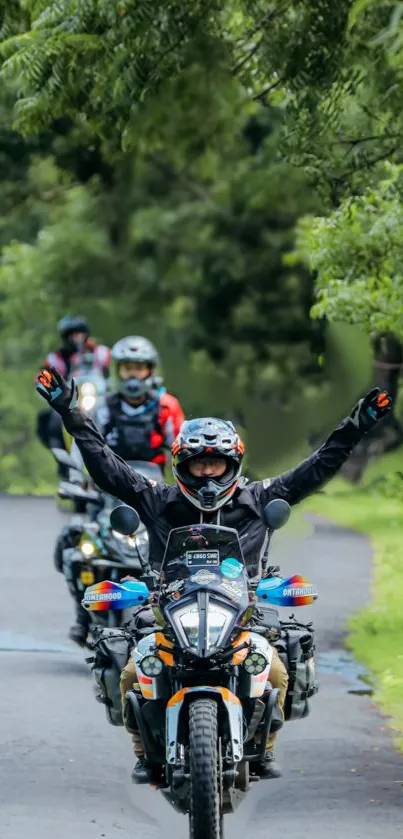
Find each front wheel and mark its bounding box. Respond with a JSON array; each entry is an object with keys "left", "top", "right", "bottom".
[{"left": 189, "top": 698, "right": 222, "bottom": 839}]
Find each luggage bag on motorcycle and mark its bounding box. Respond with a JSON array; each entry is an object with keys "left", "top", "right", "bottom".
[
  {"left": 90, "top": 627, "right": 132, "bottom": 726},
  {"left": 274, "top": 621, "right": 317, "bottom": 721}
]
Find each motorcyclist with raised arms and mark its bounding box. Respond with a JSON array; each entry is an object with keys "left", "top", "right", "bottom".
[
  {"left": 35, "top": 368, "right": 392, "bottom": 780},
  {"left": 55, "top": 336, "right": 185, "bottom": 646},
  {"left": 36, "top": 315, "right": 110, "bottom": 466}
]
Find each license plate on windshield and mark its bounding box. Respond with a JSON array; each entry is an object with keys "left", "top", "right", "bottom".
[{"left": 186, "top": 550, "right": 220, "bottom": 567}]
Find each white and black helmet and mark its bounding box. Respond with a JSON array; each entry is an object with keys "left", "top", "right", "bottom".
[{"left": 111, "top": 336, "right": 160, "bottom": 400}]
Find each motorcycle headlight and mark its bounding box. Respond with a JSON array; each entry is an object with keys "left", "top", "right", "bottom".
[
  {"left": 207, "top": 604, "right": 233, "bottom": 648},
  {"left": 172, "top": 603, "right": 200, "bottom": 648},
  {"left": 170, "top": 601, "right": 234, "bottom": 651},
  {"left": 81, "top": 394, "right": 96, "bottom": 411},
  {"left": 80, "top": 382, "right": 97, "bottom": 396},
  {"left": 80, "top": 540, "right": 96, "bottom": 558}
]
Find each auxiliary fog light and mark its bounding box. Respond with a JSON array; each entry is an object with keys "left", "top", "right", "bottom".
[
  {"left": 140, "top": 655, "right": 164, "bottom": 677},
  {"left": 243, "top": 652, "right": 268, "bottom": 676}
]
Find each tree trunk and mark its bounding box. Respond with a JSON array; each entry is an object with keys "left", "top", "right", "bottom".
[{"left": 341, "top": 333, "right": 403, "bottom": 483}]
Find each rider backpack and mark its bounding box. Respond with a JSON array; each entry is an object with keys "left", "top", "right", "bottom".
[
  {"left": 274, "top": 620, "right": 317, "bottom": 721},
  {"left": 90, "top": 627, "right": 132, "bottom": 726}
]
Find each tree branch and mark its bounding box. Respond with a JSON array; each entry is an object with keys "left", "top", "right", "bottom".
[
  {"left": 253, "top": 78, "right": 282, "bottom": 103},
  {"left": 234, "top": 1, "right": 293, "bottom": 44},
  {"left": 232, "top": 36, "right": 264, "bottom": 75},
  {"left": 334, "top": 143, "right": 400, "bottom": 185},
  {"left": 330, "top": 133, "right": 403, "bottom": 147}
]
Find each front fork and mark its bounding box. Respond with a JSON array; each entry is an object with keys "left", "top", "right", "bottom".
[{"left": 165, "top": 686, "right": 244, "bottom": 768}]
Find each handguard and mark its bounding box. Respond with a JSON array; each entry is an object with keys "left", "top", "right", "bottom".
[
  {"left": 256, "top": 575, "right": 317, "bottom": 607},
  {"left": 82, "top": 579, "right": 150, "bottom": 611}
]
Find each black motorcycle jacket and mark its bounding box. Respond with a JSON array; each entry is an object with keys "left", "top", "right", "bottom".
[{"left": 62, "top": 409, "right": 363, "bottom": 576}]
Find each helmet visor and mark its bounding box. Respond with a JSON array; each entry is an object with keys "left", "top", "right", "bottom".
[{"left": 118, "top": 361, "right": 151, "bottom": 381}]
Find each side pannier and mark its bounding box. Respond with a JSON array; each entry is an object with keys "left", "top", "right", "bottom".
[
  {"left": 89, "top": 627, "right": 132, "bottom": 726},
  {"left": 274, "top": 619, "right": 318, "bottom": 721}
]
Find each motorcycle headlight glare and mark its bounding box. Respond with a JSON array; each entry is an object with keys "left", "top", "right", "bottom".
[
  {"left": 243, "top": 652, "right": 268, "bottom": 675},
  {"left": 112, "top": 530, "right": 137, "bottom": 548},
  {"left": 80, "top": 540, "right": 96, "bottom": 558},
  {"left": 140, "top": 655, "right": 164, "bottom": 676},
  {"left": 81, "top": 394, "right": 96, "bottom": 412},
  {"left": 80, "top": 382, "right": 97, "bottom": 396}
]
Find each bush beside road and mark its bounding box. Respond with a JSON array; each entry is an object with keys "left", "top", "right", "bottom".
[{"left": 304, "top": 455, "right": 403, "bottom": 748}]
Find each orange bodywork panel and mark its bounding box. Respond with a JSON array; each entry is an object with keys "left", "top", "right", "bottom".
[
  {"left": 232, "top": 631, "right": 250, "bottom": 665},
  {"left": 155, "top": 631, "right": 175, "bottom": 667}
]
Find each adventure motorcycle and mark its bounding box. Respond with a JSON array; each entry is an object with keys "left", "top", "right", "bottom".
[
  {"left": 64, "top": 353, "right": 108, "bottom": 443},
  {"left": 83, "top": 499, "right": 318, "bottom": 838},
  {"left": 43, "top": 355, "right": 109, "bottom": 493},
  {"left": 53, "top": 449, "right": 161, "bottom": 632}
]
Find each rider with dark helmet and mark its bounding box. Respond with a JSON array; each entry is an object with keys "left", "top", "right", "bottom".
[
  {"left": 36, "top": 316, "right": 110, "bottom": 459},
  {"left": 35, "top": 368, "right": 393, "bottom": 782},
  {"left": 47, "top": 315, "right": 110, "bottom": 379}
]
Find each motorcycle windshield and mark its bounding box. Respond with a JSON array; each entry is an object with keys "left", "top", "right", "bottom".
[
  {"left": 161, "top": 524, "right": 248, "bottom": 601},
  {"left": 161, "top": 525, "right": 249, "bottom": 656},
  {"left": 74, "top": 373, "right": 107, "bottom": 392}
]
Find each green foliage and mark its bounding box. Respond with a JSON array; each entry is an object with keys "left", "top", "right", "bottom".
[
  {"left": 3, "top": 0, "right": 403, "bottom": 490},
  {"left": 295, "top": 163, "right": 403, "bottom": 336},
  {"left": 0, "top": 0, "right": 358, "bottom": 167},
  {"left": 0, "top": 365, "right": 55, "bottom": 492}
]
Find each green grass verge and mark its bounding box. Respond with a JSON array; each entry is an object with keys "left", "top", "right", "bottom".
[{"left": 304, "top": 473, "right": 403, "bottom": 747}]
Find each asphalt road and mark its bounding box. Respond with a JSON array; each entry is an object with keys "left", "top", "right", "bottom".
[{"left": 0, "top": 497, "right": 402, "bottom": 839}]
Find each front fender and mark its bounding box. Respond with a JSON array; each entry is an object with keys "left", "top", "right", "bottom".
[{"left": 166, "top": 686, "right": 243, "bottom": 765}]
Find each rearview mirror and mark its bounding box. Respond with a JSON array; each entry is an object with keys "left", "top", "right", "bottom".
[
  {"left": 57, "top": 481, "right": 103, "bottom": 506},
  {"left": 264, "top": 499, "right": 291, "bottom": 530},
  {"left": 110, "top": 504, "right": 140, "bottom": 536},
  {"left": 51, "top": 447, "right": 85, "bottom": 474}
]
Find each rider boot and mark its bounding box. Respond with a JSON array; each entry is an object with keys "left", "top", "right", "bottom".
[
  {"left": 120, "top": 658, "right": 154, "bottom": 784},
  {"left": 257, "top": 750, "right": 283, "bottom": 779},
  {"left": 131, "top": 732, "right": 154, "bottom": 785},
  {"left": 253, "top": 647, "right": 288, "bottom": 779}
]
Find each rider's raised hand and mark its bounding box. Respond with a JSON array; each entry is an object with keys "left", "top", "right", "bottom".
[
  {"left": 350, "top": 387, "right": 392, "bottom": 432},
  {"left": 35, "top": 367, "right": 77, "bottom": 415}
]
